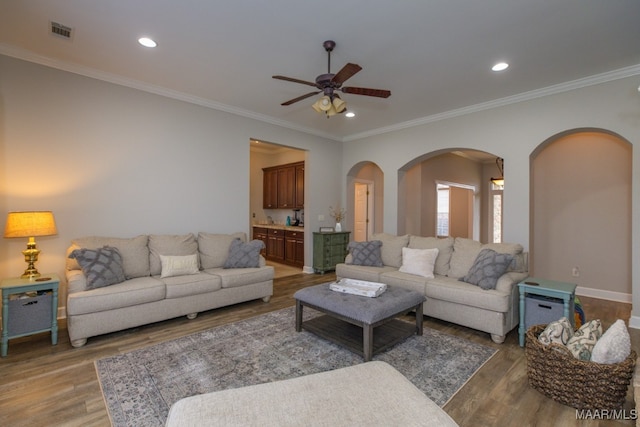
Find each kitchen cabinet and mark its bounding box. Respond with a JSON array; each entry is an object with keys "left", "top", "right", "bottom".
[
  {"left": 262, "top": 161, "right": 304, "bottom": 209},
  {"left": 313, "top": 231, "right": 350, "bottom": 274},
  {"left": 285, "top": 229, "right": 304, "bottom": 267},
  {"left": 295, "top": 163, "right": 304, "bottom": 208},
  {"left": 263, "top": 169, "right": 278, "bottom": 209},
  {"left": 253, "top": 227, "right": 268, "bottom": 256},
  {"left": 266, "top": 228, "right": 285, "bottom": 262}
]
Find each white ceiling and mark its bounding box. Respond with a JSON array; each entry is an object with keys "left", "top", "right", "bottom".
[{"left": 1, "top": 1, "right": 639, "bottom": 142}]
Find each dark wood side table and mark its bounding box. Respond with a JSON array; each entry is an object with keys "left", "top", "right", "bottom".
[{"left": 1, "top": 273, "right": 59, "bottom": 357}]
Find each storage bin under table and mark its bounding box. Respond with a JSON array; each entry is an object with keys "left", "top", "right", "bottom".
[{"left": 517, "top": 277, "right": 576, "bottom": 347}]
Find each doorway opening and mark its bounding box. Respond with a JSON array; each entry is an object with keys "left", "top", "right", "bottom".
[{"left": 354, "top": 180, "right": 374, "bottom": 241}]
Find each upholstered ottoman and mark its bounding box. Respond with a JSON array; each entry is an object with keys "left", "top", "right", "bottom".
[
  {"left": 165, "top": 361, "right": 459, "bottom": 426},
  {"left": 294, "top": 282, "right": 425, "bottom": 361}
]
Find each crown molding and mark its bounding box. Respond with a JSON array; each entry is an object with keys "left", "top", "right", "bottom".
[
  {"left": 0, "top": 43, "right": 341, "bottom": 142},
  {"left": 2, "top": 43, "right": 638, "bottom": 144},
  {"left": 344, "top": 63, "right": 640, "bottom": 142}
]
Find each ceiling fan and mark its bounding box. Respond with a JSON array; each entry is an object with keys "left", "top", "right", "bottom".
[{"left": 273, "top": 40, "right": 391, "bottom": 116}]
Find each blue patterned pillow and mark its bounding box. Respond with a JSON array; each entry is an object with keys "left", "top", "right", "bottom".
[
  {"left": 69, "top": 246, "right": 126, "bottom": 290},
  {"left": 461, "top": 248, "right": 513, "bottom": 290},
  {"left": 348, "top": 240, "right": 384, "bottom": 267},
  {"left": 223, "top": 239, "right": 264, "bottom": 268}
]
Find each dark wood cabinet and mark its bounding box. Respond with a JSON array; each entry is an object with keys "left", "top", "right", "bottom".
[
  {"left": 295, "top": 163, "right": 304, "bottom": 208},
  {"left": 285, "top": 230, "right": 304, "bottom": 266},
  {"left": 255, "top": 226, "right": 304, "bottom": 267},
  {"left": 263, "top": 169, "right": 278, "bottom": 209},
  {"left": 266, "top": 228, "right": 285, "bottom": 261},
  {"left": 253, "top": 227, "right": 268, "bottom": 256},
  {"left": 262, "top": 161, "right": 304, "bottom": 209}
]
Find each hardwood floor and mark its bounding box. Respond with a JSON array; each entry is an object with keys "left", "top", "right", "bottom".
[{"left": 0, "top": 272, "right": 637, "bottom": 427}]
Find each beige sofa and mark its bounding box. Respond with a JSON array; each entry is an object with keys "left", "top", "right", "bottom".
[
  {"left": 165, "top": 361, "right": 459, "bottom": 426},
  {"left": 65, "top": 232, "right": 273, "bottom": 347},
  {"left": 336, "top": 234, "right": 528, "bottom": 343}
]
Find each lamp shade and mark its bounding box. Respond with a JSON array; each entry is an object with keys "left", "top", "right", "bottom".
[{"left": 4, "top": 211, "right": 58, "bottom": 238}]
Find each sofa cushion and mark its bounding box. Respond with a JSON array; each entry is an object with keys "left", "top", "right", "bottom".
[
  {"left": 205, "top": 266, "right": 274, "bottom": 289},
  {"left": 399, "top": 247, "right": 439, "bottom": 278},
  {"left": 408, "top": 236, "right": 454, "bottom": 276},
  {"left": 371, "top": 233, "right": 409, "bottom": 268},
  {"left": 69, "top": 246, "right": 126, "bottom": 290},
  {"left": 461, "top": 249, "right": 514, "bottom": 290},
  {"left": 378, "top": 270, "right": 427, "bottom": 295},
  {"left": 447, "top": 238, "right": 482, "bottom": 279},
  {"left": 425, "top": 275, "right": 512, "bottom": 313},
  {"left": 336, "top": 263, "right": 396, "bottom": 283},
  {"left": 347, "top": 241, "right": 384, "bottom": 267},
  {"left": 66, "top": 276, "right": 165, "bottom": 315},
  {"left": 162, "top": 272, "right": 222, "bottom": 299},
  {"left": 482, "top": 242, "right": 525, "bottom": 272},
  {"left": 149, "top": 234, "right": 198, "bottom": 276},
  {"left": 160, "top": 254, "right": 200, "bottom": 278},
  {"left": 67, "top": 235, "right": 150, "bottom": 279},
  {"left": 224, "top": 239, "right": 264, "bottom": 268},
  {"left": 198, "top": 232, "right": 247, "bottom": 269}
]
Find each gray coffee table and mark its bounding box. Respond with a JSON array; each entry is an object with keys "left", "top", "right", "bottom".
[{"left": 294, "top": 282, "right": 426, "bottom": 361}]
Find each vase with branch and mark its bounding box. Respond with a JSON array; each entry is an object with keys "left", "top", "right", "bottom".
[{"left": 329, "top": 206, "right": 346, "bottom": 232}]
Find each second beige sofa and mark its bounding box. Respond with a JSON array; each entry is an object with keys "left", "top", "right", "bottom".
[{"left": 336, "top": 233, "right": 528, "bottom": 343}]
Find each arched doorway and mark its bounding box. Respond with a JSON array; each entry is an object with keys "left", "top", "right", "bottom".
[{"left": 531, "top": 129, "right": 632, "bottom": 297}]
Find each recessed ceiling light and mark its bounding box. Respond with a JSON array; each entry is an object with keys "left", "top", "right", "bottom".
[
  {"left": 345, "top": 111, "right": 355, "bottom": 118},
  {"left": 492, "top": 62, "right": 509, "bottom": 72},
  {"left": 138, "top": 37, "right": 157, "bottom": 48}
]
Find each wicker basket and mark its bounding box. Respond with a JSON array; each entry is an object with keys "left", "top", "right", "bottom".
[{"left": 525, "top": 324, "right": 636, "bottom": 410}]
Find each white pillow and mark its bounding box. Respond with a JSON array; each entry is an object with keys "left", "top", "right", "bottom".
[
  {"left": 160, "top": 254, "right": 199, "bottom": 278},
  {"left": 591, "top": 319, "right": 631, "bottom": 364},
  {"left": 399, "top": 247, "right": 439, "bottom": 278}
]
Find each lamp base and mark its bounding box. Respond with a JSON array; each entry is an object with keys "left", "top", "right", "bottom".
[{"left": 21, "top": 241, "right": 42, "bottom": 279}]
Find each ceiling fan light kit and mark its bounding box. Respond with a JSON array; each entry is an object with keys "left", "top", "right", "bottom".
[{"left": 273, "top": 40, "right": 390, "bottom": 117}]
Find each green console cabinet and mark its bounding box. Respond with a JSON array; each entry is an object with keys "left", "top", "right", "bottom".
[{"left": 313, "top": 231, "right": 350, "bottom": 274}]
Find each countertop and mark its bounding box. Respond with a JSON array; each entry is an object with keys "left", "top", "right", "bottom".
[{"left": 253, "top": 224, "right": 305, "bottom": 231}]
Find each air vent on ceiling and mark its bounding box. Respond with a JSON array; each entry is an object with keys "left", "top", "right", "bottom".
[{"left": 50, "top": 21, "right": 73, "bottom": 40}]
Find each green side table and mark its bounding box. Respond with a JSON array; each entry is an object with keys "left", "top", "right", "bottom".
[
  {"left": 518, "top": 277, "right": 576, "bottom": 347},
  {"left": 1, "top": 273, "right": 59, "bottom": 357},
  {"left": 313, "top": 231, "right": 350, "bottom": 273}
]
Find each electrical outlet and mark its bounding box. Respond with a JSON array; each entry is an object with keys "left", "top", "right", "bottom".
[
  {"left": 572, "top": 267, "right": 580, "bottom": 277},
  {"left": 318, "top": 214, "right": 325, "bottom": 221}
]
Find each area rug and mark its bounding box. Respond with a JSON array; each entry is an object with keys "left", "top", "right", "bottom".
[{"left": 96, "top": 306, "right": 497, "bottom": 427}]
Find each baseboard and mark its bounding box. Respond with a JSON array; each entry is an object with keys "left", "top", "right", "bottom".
[
  {"left": 575, "top": 286, "right": 631, "bottom": 303},
  {"left": 302, "top": 265, "right": 315, "bottom": 274},
  {"left": 629, "top": 316, "right": 640, "bottom": 330}
]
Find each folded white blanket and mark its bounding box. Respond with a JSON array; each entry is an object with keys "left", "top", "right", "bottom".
[{"left": 329, "top": 278, "right": 387, "bottom": 298}]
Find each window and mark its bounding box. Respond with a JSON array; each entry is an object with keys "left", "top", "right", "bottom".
[
  {"left": 490, "top": 182, "right": 503, "bottom": 243},
  {"left": 436, "top": 184, "right": 449, "bottom": 237}
]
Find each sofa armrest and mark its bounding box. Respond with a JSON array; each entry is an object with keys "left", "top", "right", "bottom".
[
  {"left": 495, "top": 271, "right": 528, "bottom": 294},
  {"left": 66, "top": 269, "right": 88, "bottom": 294}
]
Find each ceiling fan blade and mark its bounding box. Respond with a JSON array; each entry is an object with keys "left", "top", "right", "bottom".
[
  {"left": 273, "top": 75, "right": 318, "bottom": 87},
  {"left": 281, "top": 91, "right": 321, "bottom": 106},
  {"left": 341, "top": 87, "right": 391, "bottom": 98},
  {"left": 331, "top": 63, "right": 362, "bottom": 85}
]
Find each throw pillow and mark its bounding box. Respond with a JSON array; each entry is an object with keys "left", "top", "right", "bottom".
[
  {"left": 160, "top": 254, "right": 200, "bottom": 278},
  {"left": 69, "top": 246, "right": 126, "bottom": 290},
  {"left": 460, "top": 248, "right": 514, "bottom": 290},
  {"left": 399, "top": 247, "right": 439, "bottom": 278},
  {"left": 370, "top": 233, "right": 409, "bottom": 268},
  {"left": 566, "top": 319, "right": 603, "bottom": 360},
  {"left": 223, "top": 239, "right": 264, "bottom": 268},
  {"left": 347, "top": 241, "right": 384, "bottom": 267},
  {"left": 538, "top": 317, "right": 573, "bottom": 346},
  {"left": 590, "top": 319, "right": 631, "bottom": 364}
]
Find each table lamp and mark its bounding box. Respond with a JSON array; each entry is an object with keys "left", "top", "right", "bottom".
[{"left": 4, "top": 211, "right": 58, "bottom": 278}]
